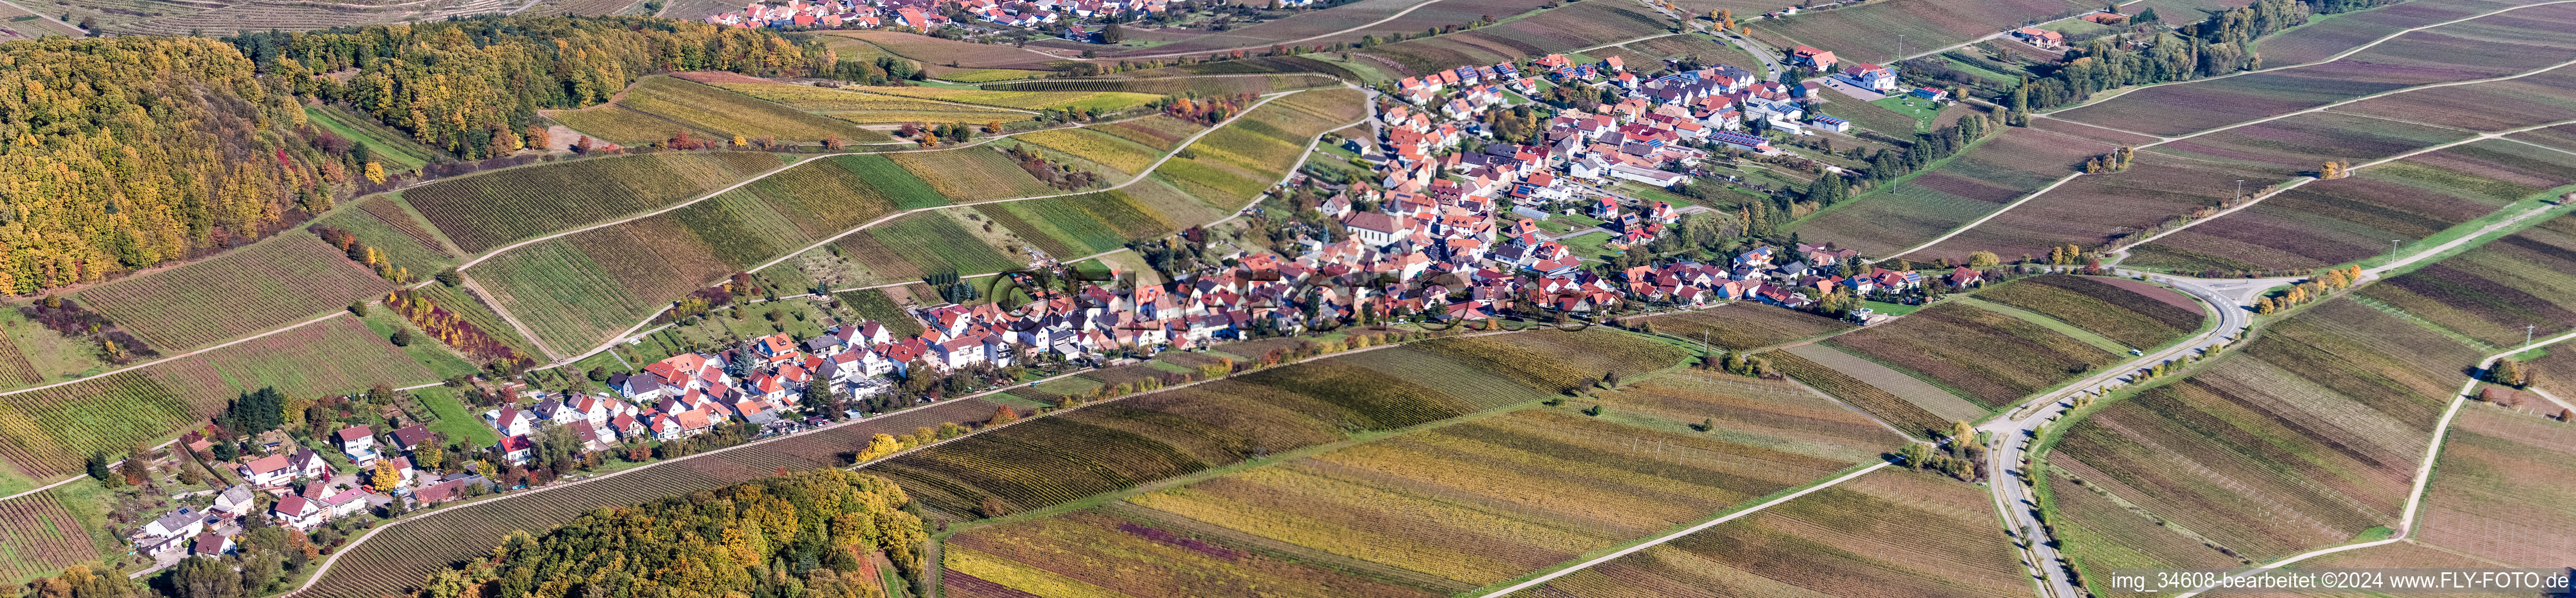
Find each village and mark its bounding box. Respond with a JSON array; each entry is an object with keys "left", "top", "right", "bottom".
[{"left": 111, "top": 42, "right": 2021, "bottom": 571}]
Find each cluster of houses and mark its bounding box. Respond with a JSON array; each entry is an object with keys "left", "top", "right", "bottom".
[
  {"left": 701, "top": 0, "right": 1171, "bottom": 30},
  {"left": 134, "top": 424, "right": 498, "bottom": 561}
]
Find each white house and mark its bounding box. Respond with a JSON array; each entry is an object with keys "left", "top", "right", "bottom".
[
  {"left": 132, "top": 507, "right": 203, "bottom": 552},
  {"left": 239, "top": 455, "right": 293, "bottom": 487},
  {"left": 273, "top": 495, "right": 326, "bottom": 530},
  {"left": 212, "top": 485, "right": 256, "bottom": 514},
  {"left": 334, "top": 425, "right": 378, "bottom": 466}
]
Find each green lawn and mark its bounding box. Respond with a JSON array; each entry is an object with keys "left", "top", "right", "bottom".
[
  {"left": 1862, "top": 300, "right": 1925, "bottom": 316},
  {"left": 359, "top": 311, "right": 481, "bottom": 380},
  {"left": 305, "top": 105, "right": 441, "bottom": 170},
  {"left": 413, "top": 386, "right": 501, "bottom": 448},
  {"left": 1868, "top": 96, "right": 1944, "bottom": 131}
]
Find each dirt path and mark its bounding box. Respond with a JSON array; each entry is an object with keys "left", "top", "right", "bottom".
[
  {"left": 2036, "top": 0, "right": 2576, "bottom": 116},
  {"left": 1474, "top": 461, "right": 1896, "bottom": 597},
  {"left": 511, "top": 92, "right": 1306, "bottom": 367},
  {"left": 2165, "top": 328, "right": 2576, "bottom": 597},
  {"left": 1879, "top": 57, "right": 2576, "bottom": 262}
]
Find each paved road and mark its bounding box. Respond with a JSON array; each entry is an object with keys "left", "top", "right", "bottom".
[{"left": 1978, "top": 273, "right": 2247, "bottom": 598}]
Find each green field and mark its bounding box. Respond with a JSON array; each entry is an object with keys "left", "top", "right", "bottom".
[
  {"left": 0, "top": 316, "right": 433, "bottom": 482},
  {"left": 305, "top": 105, "right": 442, "bottom": 170},
  {"left": 549, "top": 76, "right": 892, "bottom": 145},
  {"left": 76, "top": 232, "right": 397, "bottom": 351},
  {"left": 400, "top": 151, "right": 787, "bottom": 254}
]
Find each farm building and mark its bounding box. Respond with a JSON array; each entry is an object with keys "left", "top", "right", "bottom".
[
  {"left": 1610, "top": 164, "right": 1691, "bottom": 186},
  {"left": 1811, "top": 116, "right": 1852, "bottom": 132},
  {"left": 2012, "top": 27, "right": 2066, "bottom": 50}
]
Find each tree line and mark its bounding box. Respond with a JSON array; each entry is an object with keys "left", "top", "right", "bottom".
[
  {"left": 2005, "top": 0, "right": 2396, "bottom": 116},
  {"left": 226, "top": 16, "right": 832, "bottom": 160},
  {"left": 411, "top": 469, "right": 930, "bottom": 598}
]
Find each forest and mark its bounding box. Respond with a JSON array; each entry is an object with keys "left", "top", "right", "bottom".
[
  {"left": 226, "top": 16, "right": 832, "bottom": 159},
  {"left": 408, "top": 469, "right": 929, "bottom": 598}
]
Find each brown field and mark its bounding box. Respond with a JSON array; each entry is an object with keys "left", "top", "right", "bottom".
[
  {"left": 2147, "top": 112, "right": 2470, "bottom": 173},
  {"left": 1905, "top": 152, "right": 2278, "bottom": 261},
  {"left": 2047, "top": 299, "right": 2482, "bottom": 564},
  {"left": 2052, "top": 4, "right": 2576, "bottom": 137},
  {"left": 2356, "top": 214, "right": 2576, "bottom": 347},
  {"left": 1776, "top": 343, "right": 1985, "bottom": 439},
  {"left": 2127, "top": 140, "right": 2576, "bottom": 274},
  {"left": 818, "top": 31, "right": 1064, "bottom": 70},
  {"left": 1823, "top": 303, "right": 2117, "bottom": 409},
  {"left": 2323, "top": 63, "right": 2576, "bottom": 131},
  {"left": 1794, "top": 126, "right": 2116, "bottom": 258},
  {"left": 2410, "top": 406, "right": 2576, "bottom": 566},
  {"left": 1636, "top": 303, "right": 1854, "bottom": 350},
  {"left": 1503, "top": 468, "right": 2025, "bottom": 598}
]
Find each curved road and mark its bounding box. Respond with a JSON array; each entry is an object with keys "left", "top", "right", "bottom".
[{"left": 1980, "top": 273, "right": 2247, "bottom": 598}]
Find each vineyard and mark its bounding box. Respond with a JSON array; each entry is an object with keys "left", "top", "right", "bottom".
[
  {"left": 1775, "top": 343, "right": 1982, "bottom": 439},
  {"left": 2123, "top": 140, "right": 2576, "bottom": 273},
  {"left": 2406, "top": 407, "right": 2576, "bottom": 568},
  {"left": 0, "top": 316, "right": 432, "bottom": 479},
  {"left": 402, "top": 151, "right": 784, "bottom": 254},
  {"left": 941, "top": 370, "right": 1895, "bottom": 597},
  {"left": 976, "top": 191, "right": 1180, "bottom": 259},
  {"left": 1501, "top": 468, "right": 2026, "bottom": 597},
  {"left": 1823, "top": 302, "right": 2117, "bottom": 408},
  {"left": 2045, "top": 299, "right": 2481, "bottom": 564},
  {"left": 1974, "top": 275, "right": 2205, "bottom": 349},
  {"left": 887, "top": 149, "right": 1056, "bottom": 201},
  {"left": 2356, "top": 214, "right": 2576, "bottom": 346},
  {"left": 1013, "top": 128, "right": 1163, "bottom": 175},
  {"left": 1355, "top": 1, "right": 1673, "bottom": 75},
  {"left": 1793, "top": 127, "right": 2114, "bottom": 258},
  {"left": 727, "top": 153, "right": 949, "bottom": 239},
  {"left": 299, "top": 399, "right": 1002, "bottom": 598},
  {"left": 549, "top": 77, "right": 889, "bottom": 145},
  {"left": 0, "top": 490, "right": 96, "bottom": 585},
  {"left": 1636, "top": 303, "right": 1854, "bottom": 350},
  {"left": 1091, "top": 114, "right": 1205, "bottom": 151},
  {"left": 76, "top": 234, "right": 396, "bottom": 351},
  {"left": 849, "top": 86, "right": 1161, "bottom": 112},
  {"left": 984, "top": 74, "right": 1337, "bottom": 97},
  {"left": 1586, "top": 370, "right": 1907, "bottom": 463},
  {"left": 871, "top": 329, "right": 1682, "bottom": 520},
  {"left": 1151, "top": 88, "right": 1361, "bottom": 214},
  {"left": 714, "top": 82, "right": 1035, "bottom": 125}
]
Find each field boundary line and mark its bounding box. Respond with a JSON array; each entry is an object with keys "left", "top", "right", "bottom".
[
  {"left": 2034, "top": 0, "right": 2576, "bottom": 115},
  {"left": 1092, "top": 0, "right": 1459, "bottom": 61},
  {"left": 1898, "top": 63, "right": 2576, "bottom": 261},
  {"left": 282, "top": 397, "right": 1004, "bottom": 597},
  {"left": 2121, "top": 115, "right": 2576, "bottom": 255},
  {"left": 2165, "top": 328, "right": 2576, "bottom": 597},
  {"left": 2501, "top": 136, "right": 2576, "bottom": 159},
  {"left": 1474, "top": 460, "right": 1894, "bottom": 597},
  {"left": 298, "top": 324, "right": 1532, "bottom": 598},
  {"left": 536, "top": 91, "right": 1307, "bottom": 367},
  {"left": 456, "top": 272, "right": 567, "bottom": 360}
]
